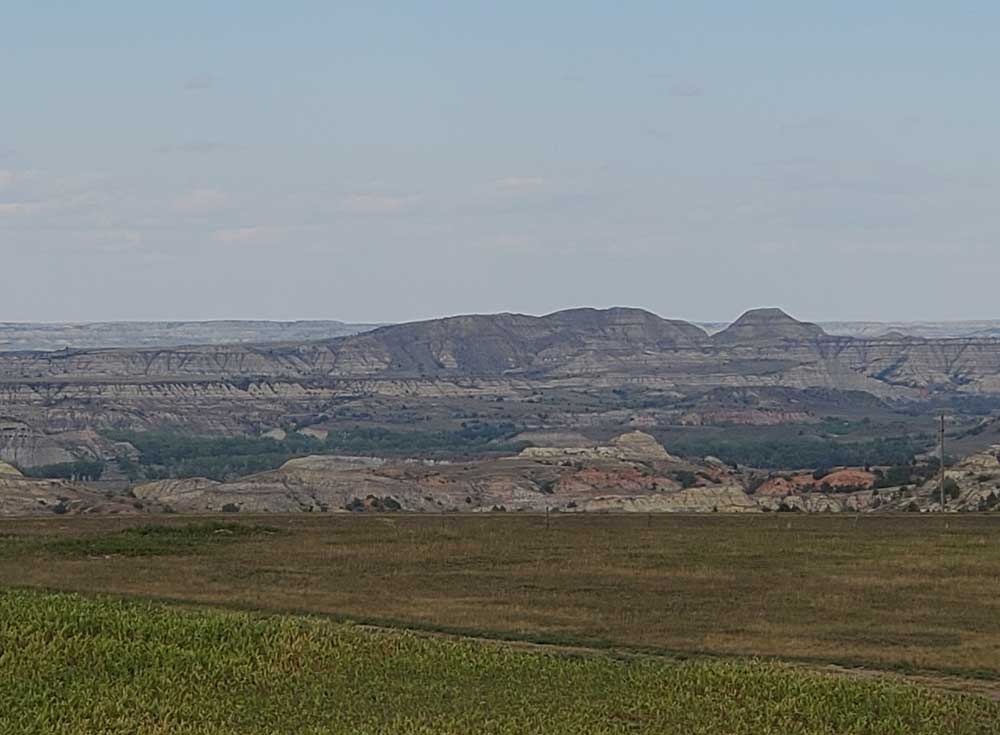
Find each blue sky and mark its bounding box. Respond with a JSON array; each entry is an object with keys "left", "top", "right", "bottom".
[{"left": 2, "top": 3, "right": 998, "bottom": 322}]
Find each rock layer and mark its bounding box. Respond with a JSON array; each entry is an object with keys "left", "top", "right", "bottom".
[
  {"left": 123, "top": 432, "right": 985, "bottom": 516},
  {"left": 5, "top": 307, "right": 1000, "bottom": 466}
]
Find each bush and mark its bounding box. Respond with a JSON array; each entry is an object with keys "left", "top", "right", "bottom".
[
  {"left": 344, "top": 496, "right": 402, "bottom": 513},
  {"left": 672, "top": 470, "right": 698, "bottom": 489},
  {"left": 874, "top": 465, "right": 917, "bottom": 489}
]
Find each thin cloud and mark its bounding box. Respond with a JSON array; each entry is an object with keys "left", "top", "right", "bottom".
[
  {"left": 76, "top": 228, "right": 145, "bottom": 249},
  {"left": 780, "top": 114, "right": 836, "bottom": 132},
  {"left": 212, "top": 226, "right": 267, "bottom": 243},
  {"left": 0, "top": 202, "right": 41, "bottom": 217},
  {"left": 341, "top": 193, "right": 419, "bottom": 214},
  {"left": 650, "top": 73, "right": 704, "bottom": 97},
  {"left": 642, "top": 126, "right": 671, "bottom": 143},
  {"left": 212, "top": 224, "right": 321, "bottom": 244},
  {"left": 898, "top": 114, "right": 922, "bottom": 133},
  {"left": 495, "top": 176, "right": 546, "bottom": 191},
  {"left": 175, "top": 188, "right": 228, "bottom": 212},
  {"left": 184, "top": 73, "right": 215, "bottom": 91},
  {"left": 668, "top": 82, "right": 704, "bottom": 97},
  {"left": 156, "top": 140, "right": 233, "bottom": 155}
]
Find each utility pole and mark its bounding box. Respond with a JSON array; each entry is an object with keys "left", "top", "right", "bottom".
[{"left": 939, "top": 414, "right": 946, "bottom": 511}]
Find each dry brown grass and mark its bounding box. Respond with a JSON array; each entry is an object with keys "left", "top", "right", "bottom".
[{"left": 2, "top": 513, "right": 999, "bottom": 679}]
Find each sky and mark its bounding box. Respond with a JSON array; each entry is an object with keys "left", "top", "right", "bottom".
[{"left": 1, "top": 2, "right": 998, "bottom": 324}]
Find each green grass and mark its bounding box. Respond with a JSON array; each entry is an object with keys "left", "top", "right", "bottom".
[
  {"left": 1, "top": 589, "right": 998, "bottom": 735},
  {"left": 38, "top": 522, "right": 280, "bottom": 558}
]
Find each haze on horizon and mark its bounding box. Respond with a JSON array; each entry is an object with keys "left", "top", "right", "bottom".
[{"left": 2, "top": 3, "right": 998, "bottom": 325}]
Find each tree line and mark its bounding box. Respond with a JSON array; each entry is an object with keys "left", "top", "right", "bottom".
[
  {"left": 667, "top": 435, "right": 928, "bottom": 470},
  {"left": 104, "top": 424, "right": 526, "bottom": 482}
]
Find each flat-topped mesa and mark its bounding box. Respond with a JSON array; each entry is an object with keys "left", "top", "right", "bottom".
[
  {"left": 519, "top": 430, "right": 679, "bottom": 463},
  {"left": 367, "top": 307, "right": 708, "bottom": 347},
  {"left": 712, "top": 308, "right": 828, "bottom": 345},
  {"left": 348, "top": 307, "right": 709, "bottom": 376},
  {"left": 539, "top": 307, "right": 708, "bottom": 347},
  {"left": 607, "top": 430, "right": 676, "bottom": 461}
]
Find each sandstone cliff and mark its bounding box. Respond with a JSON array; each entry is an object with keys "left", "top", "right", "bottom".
[{"left": 0, "top": 476, "right": 139, "bottom": 516}]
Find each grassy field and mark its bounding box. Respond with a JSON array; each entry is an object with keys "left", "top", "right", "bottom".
[
  {"left": 3, "top": 588, "right": 999, "bottom": 734},
  {"left": 2, "top": 514, "right": 999, "bottom": 684}
]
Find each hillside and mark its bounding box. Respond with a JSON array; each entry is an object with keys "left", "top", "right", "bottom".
[
  {"left": 697, "top": 318, "right": 1000, "bottom": 339},
  {"left": 6, "top": 590, "right": 996, "bottom": 734},
  {"left": 712, "top": 308, "right": 827, "bottom": 344},
  {"left": 3, "top": 306, "right": 1000, "bottom": 471},
  {"left": 3, "top": 306, "right": 1000, "bottom": 396},
  {"left": 9, "top": 316, "right": 1000, "bottom": 352},
  {"left": 5, "top": 428, "right": 992, "bottom": 516}
]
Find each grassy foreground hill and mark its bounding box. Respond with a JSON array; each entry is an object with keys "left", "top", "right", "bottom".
[
  {"left": 2, "top": 589, "right": 998, "bottom": 735},
  {"left": 3, "top": 515, "right": 1000, "bottom": 679}
]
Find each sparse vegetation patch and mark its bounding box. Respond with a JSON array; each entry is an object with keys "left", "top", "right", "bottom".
[{"left": 38, "top": 521, "right": 279, "bottom": 558}]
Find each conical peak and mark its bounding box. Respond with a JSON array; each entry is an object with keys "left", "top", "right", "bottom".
[{"left": 713, "top": 308, "right": 827, "bottom": 344}]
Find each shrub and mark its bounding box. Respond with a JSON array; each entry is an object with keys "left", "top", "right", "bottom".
[{"left": 672, "top": 470, "right": 698, "bottom": 489}]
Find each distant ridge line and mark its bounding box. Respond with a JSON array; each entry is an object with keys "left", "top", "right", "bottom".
[{"left": 4, "top": 308, "right": 1000, "bottom": 352}]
